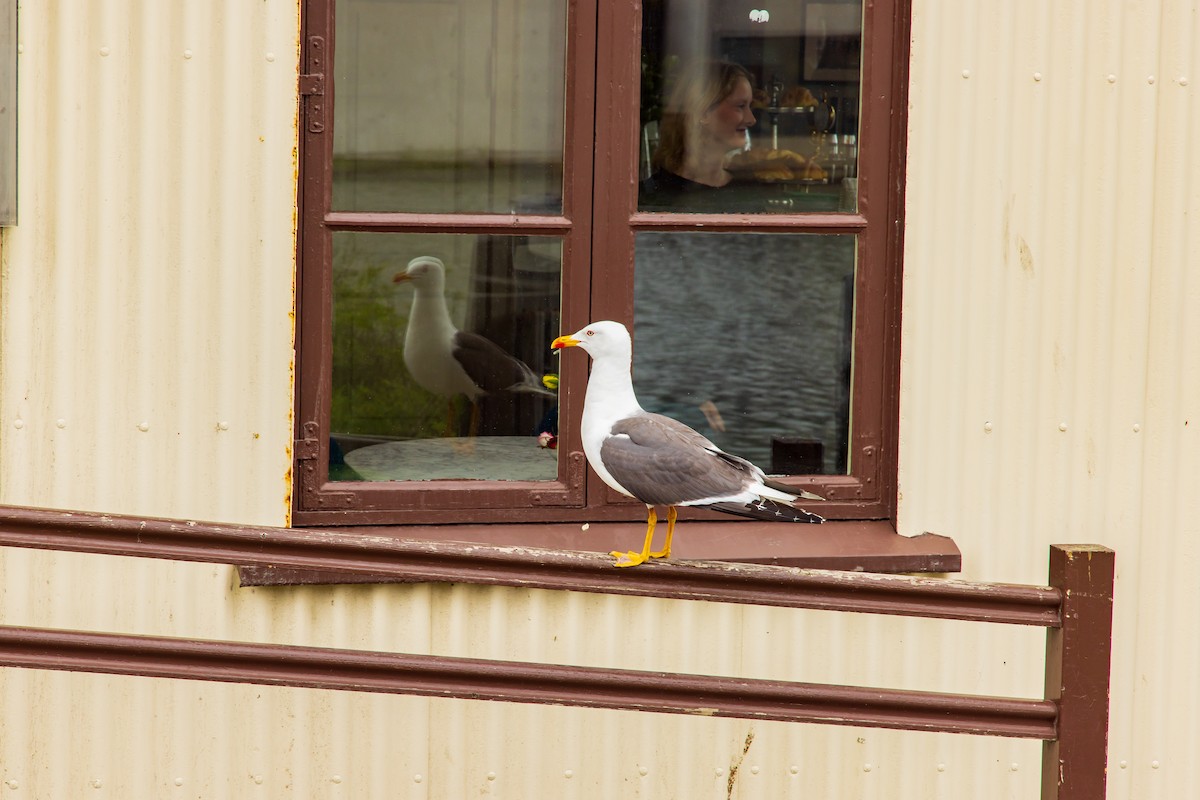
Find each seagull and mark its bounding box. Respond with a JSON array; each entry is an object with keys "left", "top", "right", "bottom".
[
  {"left": 551, "top": 320, "right": 825, "bottom": 567},
  {"left": 394, "top": 256, "right": 554, "bottom": 436}
]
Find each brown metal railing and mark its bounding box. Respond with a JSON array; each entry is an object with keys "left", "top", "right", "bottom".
[{"left": 0, "top": 505, "right": 1114, "bottom": 799}]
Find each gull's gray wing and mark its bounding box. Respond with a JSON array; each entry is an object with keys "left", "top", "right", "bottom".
[
  {"left": 452, "top": 330, "right": 553, "bottom": 396},
  {"left": 598, "top": 412, "right": 756, "bottom": 507}
]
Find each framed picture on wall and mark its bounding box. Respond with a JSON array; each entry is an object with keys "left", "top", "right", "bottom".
[{"left": 803, "top": 3, "right": 862, "bottom": 81}]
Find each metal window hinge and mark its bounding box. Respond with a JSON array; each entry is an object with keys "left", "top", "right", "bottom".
[
  {"left": 294, "top": 435, "right": 321, "bottom": 462},
  {"left": 299, "top": 73, "right": 324, "bottom": 97},
  {"left": 294, "top": 428, "right": 354, "bottom": 508},
  {"left": 301, "top": 35, "right": 326, "bottom": 133}
]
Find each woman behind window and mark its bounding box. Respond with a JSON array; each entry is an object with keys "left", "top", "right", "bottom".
[{"left": 639, "top": 60, "right": 756, "bottom": 211}]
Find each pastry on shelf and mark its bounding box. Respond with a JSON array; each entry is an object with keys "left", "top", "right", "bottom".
[
  {"left": 780, "top": 86, "right": 818, "bottom": 108},
  {"left": 795, "top": 160, "right": 828, "bottom": 180},
  {"left": 727, "top": 148, "right": 826, "bottom": 182}
]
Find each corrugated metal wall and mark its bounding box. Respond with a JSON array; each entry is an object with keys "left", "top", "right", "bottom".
[
  {"left": 901, "top": 0, "right": 1200, "bottom": 796},
  {"left": 0, "top": 0, "right": 1195, "bottom": 797},
  {"left": 0, "top": 0, "right": 298, "bottom": 524}
]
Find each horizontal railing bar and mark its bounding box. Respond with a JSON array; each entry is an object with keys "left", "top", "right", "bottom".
[
  {"left": 0, "top": 625, "right": 1058, "bottom": 740},
  {"left": 0, "top": 506, "right": 1062, "bottom": 626}
]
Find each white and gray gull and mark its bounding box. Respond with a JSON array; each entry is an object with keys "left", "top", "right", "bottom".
[
  {"left": 394, "top": 256, "right": 553, "bottom": 436},
  {"left": 551, "top": 320, "right": 824, "bottom": 567}
]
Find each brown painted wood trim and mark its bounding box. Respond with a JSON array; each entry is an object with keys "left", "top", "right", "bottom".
[
  {"left": 293, "top": 0, "right": 599, "bottom": 519},
  {"left": 323, "top": 211, "right": 574, "bottom": 234},
  {"left": 294, "top": 0, "right": 910, "bottom": 525},
  {"left": 0, "top": 625, "right": 1058, "bottom": 739},
  {"left": 629, "top": 212, "right": 869, "bottom": 232},
  {"left": 0, "top": 507, "right": 1114, "bottom": 786},
  {"left": 291, "top": 487, "right": 895, "bottom": 526},
  {"left": 0, "top": 504, "right": 1113, "bottom": 788},
  {"left": 1040, "top": 545, "right": 1116, "bottom": 800},
  {"left": 0, "top": 506, "right": 1051, "bottom": 624},
  {"left": 246, "top": 519, "right": 961, "bottom": 581}
]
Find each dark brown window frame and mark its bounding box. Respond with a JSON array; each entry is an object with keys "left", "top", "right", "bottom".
[{"left": 291, "top": 0, "right": 960, "bottom": 573}]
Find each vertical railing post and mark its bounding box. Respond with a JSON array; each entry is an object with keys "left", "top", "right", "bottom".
[{"left": 1041, "top": 544, "right": 1116, "bottom": 800}]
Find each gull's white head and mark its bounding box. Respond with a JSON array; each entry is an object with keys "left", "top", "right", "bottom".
[
  {"left": 550, "top": 320, "right": 631, "bottom": 360},
  {"left": 393, "top": 256, "right": 446, "bottom": 288}
]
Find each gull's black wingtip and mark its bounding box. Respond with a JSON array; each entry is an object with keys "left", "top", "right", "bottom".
[{"left": 709, "top": 498, "right": 826, "bottom": 524}]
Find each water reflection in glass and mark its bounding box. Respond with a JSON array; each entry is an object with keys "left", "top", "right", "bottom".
[
  {"left": 633, "top": 232, "right": 854, "bottom": 474},
  {"left": 330, "top": 233, "right": 561, "bottom": 482},
  {"left": 333, "top": 0, "right": 566, "bottom": 214}
]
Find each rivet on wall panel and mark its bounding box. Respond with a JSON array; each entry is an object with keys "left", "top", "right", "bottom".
[
  {"left": 937, "top": 763, "right": 946, "bottom": 772},
  {"left": 961, "top": 69, "right": 971, "bottom": 79},
  {"left": 4, "top": 780, "right": 17, "bottom": 789},
  {"left": 252, "top": 775, "right": 264, "bottom": 785},
  {"left": 563, "top": 770, "right": 574, "bottom": 779},
  {"left": 983, "top": 421, "right": 993, "bottom": 432},
  {"left": 1058, "top": 422, "right": 1068, "bottom": 432},
  {"left": 56, "top": 419, "right": 66, "bottom": 428},
  {"left": 413, "top": 774, "right": 423, "bottom": 783},
  {"left": 638, "top": 766, "right": 648, "bottom": 777},
  {"left": 16, "top": 44, "right": 21, "bottom": 54},
  {"left": 1119, "top": 760, "right": 1128, "bottom": 769},
  {"left": 1107, "top": 74, "right": 1117, "bottom": 83},
  {"left": 715, "top": 768, "right": 725, "bottom": 777},
  {"left": 1033, "top": 72, "right": 1042, "bottom": 82},
  {"left": 183, "top": 50, "right": 193, "bottom": 60},
  {"left": 12, "top": 419, "right": 23, "bottom": 429},
  {"left": 330, "top": 775, "right": 342, "bottom": 784},
  {"left": 99, "top": 46, "right": 110, "bottom": 56},
  {"left": 90, "top": 779, "right": 103, "bottom": 789},
  {"left": 137, "top": 422, "right": 150, "bottom": 432},
  {"left": 789, "top": 766, "right": 799, "bottom": 775},
  {"left": 486, "top": 772, "right": 497, "bottom": 781},
  {"left": 1133, "top": 423, "right": 1141, "bottom": 432},
  {"left": 174, "top": 777, "right": 184, "bottom": 786},
  {"left": 1151, "top": 760, "right": 1161, "bottom": 769},
  {"left": 1010, "top": 762, "right": 1019, "bottom": 772},
  {"left": 1180, "top": 78, "right": 1190, "bottom": 86},
  {"left": 863, "top": 763, "right": 873, "bottom": 773},
  {"left": 266, "top": 53, "right": 276, "bottom": 62},
  {"left": 750, "top": 765, "right": 759, "bottom": 775},
  {"left": 218, "top": 421, "right": 230, "bottom": 431}
]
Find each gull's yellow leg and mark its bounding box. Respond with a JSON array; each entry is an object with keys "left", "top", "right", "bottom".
[
  {"left": 650, "top": 506, "right": 677, "bottom": 559},
  {"left": 450, "top": 401, "right": 481, "bottom": 454},
  {"left": 467, "top": 401, "right": 481, "bottom": 438},
  {"left": 611, "top": 508, "right": 656, "bottom": 567}
]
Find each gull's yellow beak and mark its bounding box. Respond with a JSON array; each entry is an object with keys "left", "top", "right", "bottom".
[
  {"left": 392, "top": 272, "right": 412, "bottom": 284},
  {"left": 550, "top": 334, "right": 580, "bottom": 351}
]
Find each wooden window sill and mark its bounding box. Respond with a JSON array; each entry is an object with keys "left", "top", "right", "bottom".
[{"left": 237, "top": 521, "right": 960, "bottom": 586}]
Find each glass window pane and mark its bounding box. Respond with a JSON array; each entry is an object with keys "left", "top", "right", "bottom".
[
  {"left": 633, "top": 232, "right": 854, "bottom": 474},
  {"left": 639, "top": 1, "right": 861, "bottom": 213},
  {"left": 333, "top": 0, "right": 567, "bottom": 214},
  {"left": 331, "top": 232, "right": 562, "bottom": 482}
]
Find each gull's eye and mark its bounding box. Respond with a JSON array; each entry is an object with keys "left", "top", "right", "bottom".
[{"left": 586, "top": 329, "right": 595, "bottom": 336}]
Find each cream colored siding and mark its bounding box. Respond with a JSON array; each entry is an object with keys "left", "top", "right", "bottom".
[
  {"left": 0, "top": 0, "right": 298, "bottom": 524},
  {"left": 902, "top": 0, "right": 1200, "bottom": 795},
  {"left": 0, "top": 0, "right": 1196, "bottom": 797}
]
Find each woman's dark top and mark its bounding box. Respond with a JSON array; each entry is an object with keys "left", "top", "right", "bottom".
[{"left": 638, "top": 169, "right": 762, "bottom": 213}]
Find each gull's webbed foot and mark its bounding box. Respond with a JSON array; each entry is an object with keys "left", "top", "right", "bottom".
[
  {"left": 610, "top": 508, "right": 661, "bottom": 567},
  {"left": 609, "top": 549, "right": 651, "bottom": 568}
]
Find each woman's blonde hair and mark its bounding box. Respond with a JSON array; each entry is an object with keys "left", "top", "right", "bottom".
[{"left": 652, "top": 60, "right": 754, "bottom": 173}]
